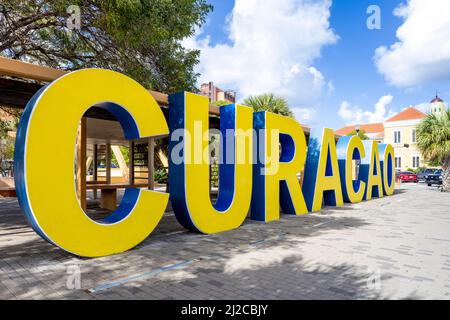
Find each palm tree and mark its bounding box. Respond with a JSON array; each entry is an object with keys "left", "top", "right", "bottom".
[
  {"left": 243, "top": 93, "right": 294, "bottom": 118},
  {"left": 416, "top": 109, "right": 450, "bottom": 191},
  {"left": 346, "top": 129, "right": 370, "bottom": 140}
]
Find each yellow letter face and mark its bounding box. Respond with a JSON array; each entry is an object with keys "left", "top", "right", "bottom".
[
  {"left": 14, "top": 69, "right": 169, "bottom": 257},
  {"left": 251, "top": 112, "right": 308, "bottom": 222},
  {"left": 302, "top": 128, "right": 344, "bottom": 212},
  {"left": 360, "top": 140, "right": 384, "bottom": 200},
  {"left": 336, "top": 135, "right": 366, "bottom": 203},
  {"left": 168, "top": 92, "right": 253, "bottom": 233},
  {"left": 378, "top": 144, "right": 395, "bottom": 196}
]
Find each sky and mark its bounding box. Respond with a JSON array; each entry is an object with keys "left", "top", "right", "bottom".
[{"left": 183, "top": 0, "right": 450, "bottom": 130}]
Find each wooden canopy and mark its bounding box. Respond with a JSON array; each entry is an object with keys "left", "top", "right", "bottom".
[{"left": 0, "top": 56, "right": 311, "bottom": 134}]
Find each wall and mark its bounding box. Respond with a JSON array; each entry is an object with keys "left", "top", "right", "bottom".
[{"left": 384, "top": 121, "right": 423, "bottom": 170}]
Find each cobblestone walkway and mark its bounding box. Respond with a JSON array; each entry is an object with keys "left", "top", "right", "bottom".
[{"left": 1, "top": 184, "right": 449, "bottom": 299}]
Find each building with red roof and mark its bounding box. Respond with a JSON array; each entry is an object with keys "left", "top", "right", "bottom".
[
  {"left": 335, "top": 95, "right": 446, "bottom": 171},
  {"left": 335, "top": 122, "right": 385, "bottom": 142}
]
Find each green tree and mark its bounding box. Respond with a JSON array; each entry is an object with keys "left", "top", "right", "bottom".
[
  {"left": 0, "top": 107, "right": 22, "bottom": 163},
  {"left": 211, "top": 100, "right": 232, "bottom": 107},
  {"left": 0, "top": 136, "right": 15, "bottom": 161},
  {"left": 243, "top": 93, "right": 294, "bottom": 118},
  {"left": 346, "top": 129, "right": 369, "bottom": 140},
  {"left": 0, "top": 107, "right": 19, "bottom": 134},
  {"left": 416, "top": 110, "right": 450, "bottom": 192},
  {"left": 0, "top": 0, "right": 212, "bottom": 92},
  {"left": 110, "top": 145, "right": 129, "bottom": 168}
]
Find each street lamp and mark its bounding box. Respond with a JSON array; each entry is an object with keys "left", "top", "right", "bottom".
[{"left": 354, "top": 124, "right": 361, "bottom": 179}]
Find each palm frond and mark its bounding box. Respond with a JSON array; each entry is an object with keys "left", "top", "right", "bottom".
[
  {"left": 243, "top": 93, "right": 294, "bottom": 118},
  {"left": 416, "top": 109, "right": 450, "bottom": 164}
]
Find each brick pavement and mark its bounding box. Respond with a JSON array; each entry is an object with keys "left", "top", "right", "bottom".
[{"left": 0, "top": 183, "right": 449, "bottom": 299}]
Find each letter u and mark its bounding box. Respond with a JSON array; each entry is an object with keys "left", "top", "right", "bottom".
[{"left": 168, "top": 92, "right": 253, "bottom": 234}]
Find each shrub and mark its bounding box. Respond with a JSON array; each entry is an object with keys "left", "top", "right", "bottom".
[{"left": 154, "top": 169, "right": 168, "bottom": 184}]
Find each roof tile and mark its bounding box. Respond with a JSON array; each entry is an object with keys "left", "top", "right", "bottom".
[
  {"left": 335, "top": 122, "right": 384, "bottom": 136},
  {"left": 385, "top": 107, "right": 426, "bottom": 122}
]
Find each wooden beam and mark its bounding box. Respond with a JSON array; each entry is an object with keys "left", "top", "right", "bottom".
[
  {"left": 86, "top": 156, "right": 93, "bottom": 175},
  {"left": 76, "top": 118, "right": 87, "bottom": 211},
  {"left": 100, "top": 189, "right": 117, "bottom": 211},
  {"left": 0, "top": 78, "right": 42, "bottom": 108},
  {"left": 302, "top": 126, "right": 311, "bottom": 134},
  {"left": 299, "top": 170, "right": 305, "bottom": 187},
  {"left": 129, "top": 141, "right": 135, "bottom": 185},
  {"left": 93, "top": 144, "right": 98, "bottom": 199},
  {"left": 157, "top": 148, "right": 169, "bottom": 169},
  {"left": 148, "top": 90, "right": 168, "bottom": 105},
  {"left": 0, "top": 57, "right": 221, "bottom": 116},
  {"left": 105, "top": 143, "right": 112, "bottom": 184},
  {"left": 0, "top": 188, "right": 16, "bottom": 198},
  {"left": 0, "top": 56, "right": 66, "bottom": 82},
  {"left": 111, "top": 145, "right": 129, "bottom": 181},
  {"left": 148, "top": 138, "right": 155, "bottom": 190},
  {"left": 0, "top": 56, "right": 314, "bottom": 130},
  {"left": 93, "top": 144, "right": 98, "bottom": 180}
]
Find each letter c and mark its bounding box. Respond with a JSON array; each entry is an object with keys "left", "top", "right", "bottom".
[
  {"left": 14, "top": 69, "right": 169, "bottom": 257},
  {"left": 336, "top": 135, "right": 366, "bottom": 203}
]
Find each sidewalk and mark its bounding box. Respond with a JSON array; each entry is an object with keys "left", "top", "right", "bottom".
[{"left": 0, "top": 183, "right": 449, "bottom": 299}]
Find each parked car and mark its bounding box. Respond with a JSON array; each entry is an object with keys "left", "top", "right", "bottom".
[
  {"left": 426, "top": 169, "right": 443, "bottom": 186},
  {"left": 398, "top": 171, "right": 418, "bottom": 183},
  {"left": 417, "top": 168, "right": 437, "bottom": 182}
]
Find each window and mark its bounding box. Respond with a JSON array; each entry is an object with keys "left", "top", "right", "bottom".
[
  {"left": 394, "top": 130, "right": 401, "bottom": 144},
  {"left": 412, "top": 129, "right": 416, "bottom": 143},
  {"left": 395, "top": 157, "right": 402, "bottom": 169},
  {"left": 413, "top": 156, "right": 420, "bottom": 168}
]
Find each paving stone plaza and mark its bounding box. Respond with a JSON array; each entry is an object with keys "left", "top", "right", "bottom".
[{"left": 0, "top": 183, "right": 449, "bottom": 300}]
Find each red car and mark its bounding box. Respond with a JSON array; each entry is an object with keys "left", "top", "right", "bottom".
[{"left": 397, "top": 171, "right": 418, "bottom": 183}]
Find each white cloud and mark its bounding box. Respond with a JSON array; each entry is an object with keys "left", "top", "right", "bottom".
[
  {"left": 375, "top": 0, "right": 450, "bottom": 87},
  {"left": 291, "top": 107, "right": 317, "bottom": 122},
  {"left": 370, "top": 94, "right": 396, "bottom": 122},
  {"left": 338, "top": 101, "right": 364, "bottom": 124},
  {"left": 338, "top": 95, "right": 396, "bottom": 124},
  {"left": 415, "top": 102, "right": 431, "bottom": 114},
  {"left": 183, "top": 0, "right": 338, "bottom": 115}
]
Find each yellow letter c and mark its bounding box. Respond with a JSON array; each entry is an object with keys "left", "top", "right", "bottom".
[{"left": 15, "top": 69, "right": 169, "bottom": 257}]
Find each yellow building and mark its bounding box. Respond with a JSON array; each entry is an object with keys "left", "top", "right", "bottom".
[
  {"left": 336, "top": 95, "right": 448, "bottom": 171},
  {"left": 383, "top": 107, "right": 426, "bottom": 171}
]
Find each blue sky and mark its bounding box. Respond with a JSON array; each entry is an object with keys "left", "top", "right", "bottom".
[{"left": 185, "top": 0, "right": 450, "bottom": 130}]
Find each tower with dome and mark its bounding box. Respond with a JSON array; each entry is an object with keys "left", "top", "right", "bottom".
[{"left": 430, "top": 94, "right": 446, "bottom": 115}]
